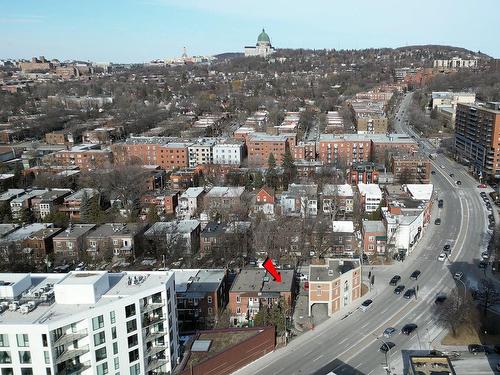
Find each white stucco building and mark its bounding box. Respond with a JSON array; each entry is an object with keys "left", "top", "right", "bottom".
[
  {"left": 244, "top": 29, "right": 276, "bottom": 58},
  {"left": 187, "top": 138, "right": 216, "bottom": 168},
  {"left": 176, "top": 187, "right": 205, "bottom": 219},
  {"left": 0, "top": 271, "right": 178, "bottom": 375},
  {"left": 357, "top": 183, "right": 383, "bottom": 212},
  {"left": 212, "top": 140, "right": 244, "bottom": 166}
]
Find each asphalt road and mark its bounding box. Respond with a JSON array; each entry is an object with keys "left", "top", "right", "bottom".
[{"left": 233, "top": 93, "right": 495, "bottom": 375}]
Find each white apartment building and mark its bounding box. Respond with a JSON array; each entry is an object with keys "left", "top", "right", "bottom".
[
  {"left": 433, "top": 57, "right": 478, "bottom": 69},
  {"left": 357, "top": 183, "right": 383, "bottom": 212},
  {"left": 176, "top": 187, "right": 205, "bottom": 219},
  {"left": 187, "top": 139, "right": 216, "bottom": 168},
  {"left": 0, "top": 271, "right": 179, "bottom": 375},
  {"left": 212, "top": 141, "right": 244, "bottom": 166}
]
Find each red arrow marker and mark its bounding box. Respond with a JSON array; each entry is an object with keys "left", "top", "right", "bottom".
[{"left": 263, "top": 257, "right": 281, "bottom": 282}]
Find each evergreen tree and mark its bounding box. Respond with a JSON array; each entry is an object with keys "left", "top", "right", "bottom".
[
  {"left": 18, "top": 207, "right": 33, "bottom": 225},
  {"left": 266, "top": 153, "right": 279, "bottom": 190},
  {"left": 282, "top": 148, "right": 296, "bottom": 190},
  {"left": 146, "top": 204, "right": 160, "bottom": 224},
  {"left": 253, "top": 172, "right": 264, "bottom": 189},
  {"left": 80, "top": 191, "right": 90, "bottom": 223}
]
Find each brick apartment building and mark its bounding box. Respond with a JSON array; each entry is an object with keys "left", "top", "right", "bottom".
[
  {"left": 246, "top": 133, "right": 292, "bottom": 167},
  {"left": 362, "top": 220, "right": 387, "bottom": 255},
  {"left": 308, "top": 258, "right": 361, "bottom": 317},
  {"left": 52, "top": 223, "right": 96, "bottom": 262},
  {"left": 348, "top": 162, "right": 384, "bottom": 184},
  {"left": 370, "top": 134, "right": 418, "bottom": 163},
  {"left": 229, "top": 269, "right": 295, "bottom": 326},
  {"left": 43, "top": 147, "right": 113, "bottom": 171},
  {"left": 455, "top": 102, "right": 500, "bottom": 180},
  {"left": 390, "top": 152, "right": 431, "bottom": 184},
  {"left": 45, "top": 130, "right": 74, "bottom": 146},
  {"left": 318, "top": 134, "right": 371, "bottom": 166}
]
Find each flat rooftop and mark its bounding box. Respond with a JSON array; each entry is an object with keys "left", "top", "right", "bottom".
[
  {"left": 310, "top": 259, "right": 360, "bottom": 282},
  {"left": 230, "top": 269, "right": 294, "bottom": 294}
]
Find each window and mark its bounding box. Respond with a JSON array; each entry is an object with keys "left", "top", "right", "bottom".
[
  {"left": 207, "top": 296, "right": 212, "bottom": 304},
  {"left": 128, "top": 348, "right": 139, "bottom": 362},
  {"left": 113, "top": 342, "right": 118, "bottom": 355},
  {"left": 236, "top": 296, "right": 241, "bottom": 303},
  {"left": 96, "top": 363, "right": 108, "bottom": 375},
  {"left": 92, "top": 315, "right": 104, "bottom": 330},
  {"left": 19, "top": 351, "right": 31, "bottom": 364},
  {"left": 130, "top": 363, "right": 140, "bottom": 375},
  {"left": 44, "top": 351, "right": 50, "bottom": 364},
  {"left": 95, "top": 347, "right": 107, "bottom": 362},
  {"left": 236, "top": 307, "right": 241, "bottom": 314},
  {"left": 111, "top": 326, "right": 117, "bottom": 340},
  {"left": 126, "top": 319, "right": 137, "bottom": 333},
  {"left": 128, "top": 334, "right": 138, "bottom": 348},
  {"left": 208, "top": 307, "right": 213, "bottom": 314},
  {"left": 94, "top": 331, "right": 105, "bottom": 346},
  {"left": 125, "top": 304, "right": 136, "bottom": 318},
  {"left": 0, "top": 335, "right": 8, "bottom": 347},
  {"left": 0, "top": 351, "right": 11, "bottom": 364},
  {"left": 20, "top": 370, "right": 33, "bottom": 375},
  {"left": 110, "top": 311, "right": 116, "bottom": 324},
  {"left": 114, "top": 357, "right": 119, "bottom": 370},
  {"left": 46, "top": 369, "right": 51, "bottom": 375},
  {"left": 16, "top": 334, "right": 29, "bottom": 347}
]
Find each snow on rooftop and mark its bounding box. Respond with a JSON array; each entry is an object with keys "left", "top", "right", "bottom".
[
  {"left": 332, "top": 221, "right": 354, "bottom": 233},
  {"left": 405, "top": 184, "right": 433, "bottom": 201}
]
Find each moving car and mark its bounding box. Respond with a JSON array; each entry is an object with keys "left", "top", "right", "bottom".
[
  {"left": 380, "top": 342, "right": 396, "bottom": 353},
  {"left": 438, "top": 199, "right": 444, "bottom": 208},
  {"left": 468, "top": 344, "right": 485, "bottom": 355},
  {"left": 435, "top": 294, "right": 447, "bottom": 304},
  {"left": 435, "top": 218, "right": 441, "bottom": 225},
  {"left": 456, "top": 180, "right": 462, "bottom": 185},
  {"left": 438, "top": 253, "right": 447, "bottom": 261},
  {"left": 360, "top": 299, "right": 373, "bottom": 311},
  {"left": 394, "top": 285, "right": 405, "bottom": 294},
  {"left": 440, "top": 165, "right": 445, "bottom": 169},
  {"left": 449, "top": 173, "right": 454, "bottom": 177},
  {"left": 401, "top": 323, "right": 418, "bottom": 335},
  {"left": 389, "top": 275, "right": 401, "bottom": 286},
  {"left": 383, "top": 327, "right": 396, "bottom": 338},
  {"left": 403, "top": 288, "right": 416, "bottom": 299},
  {"left": 454, "top": 272, "right": 463, "bottom": 280},
  {"left": 443, "top": 244, "right": 451, "bottom": 252},
  {"left": 410, "top": 270, "right": 421, "bottom": 280}
]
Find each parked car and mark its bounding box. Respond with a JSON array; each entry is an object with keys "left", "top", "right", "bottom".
[
  {"left": 443, "top": 244, "right": 451, "bottom": 252},
  {"left": 304, "top": 281, "right": 309, "bottom": 290},
  {"left": 410, "top": 270, "right": 421, "bottom": 280},
  {"left": 456, "top": 180, "right": 462, "bottom": 185},
  {"left": 449, "top": 173, "right": 454, "bottom": 178},
  {"left": 431, "top": 170, "right": 436, "bottom": 175},
  {"left": 478, "top": 184, "right": 487, "bottom": 188},
  {"left": 389, "top": 275, "right": 401, "bottom": 286},
  {"left": 479, "top": 261, "right": 488, "bottom": 269},
  {"left": 296, "top": 273, "right": 308, "bottom": 281},
  {"left": 379, "top": 342, "right": 396, "bottom": 353},
  {"left": 435, "top": 218, "right": 441, "bottom": 225},
  {"left": 454, "top": 272, "right": 464, "bottom": 280},
  {"left": 438, "top": 199, "right": 444, "bottom": 208},
  {"left": 383, "top": 327, "right": 396, "bottom": 338},
  {"left": 468, "top": 344, "right": 485, "bottom": 355},
  {"left": 360, "top": 299, "right": 373, "bottom": 311},
  {"left": 394, "top": 285, "right": 405, "bottom": 295},
  {"left": 404, "top": 288, "right": 416, "bottom": 299},
  {"left": 438, "top": 253, "right": 447, "bottom": 261},
  {"left": 435, "top": 294, "right": 447, "bottom": 304},
  {"left": 481, "top": 252, "right": 489, "bottom": 260},
  {"left": 494, "top": 345, "right": 500, "bottom": 354},
  {"left": 401, "top": 323, "right": 418, "bottom": 335}
]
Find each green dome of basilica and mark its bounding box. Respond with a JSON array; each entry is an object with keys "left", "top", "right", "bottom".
[{"left": 257, "top": 29, "right": 271, "bottom": 44}]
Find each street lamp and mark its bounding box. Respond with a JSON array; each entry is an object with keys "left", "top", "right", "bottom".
[
  {"left": 456, "top": 278, "right": 467, "bottom": 299},
  {"left": 372, "top": 334, "right": 392, "bottom": 375}
]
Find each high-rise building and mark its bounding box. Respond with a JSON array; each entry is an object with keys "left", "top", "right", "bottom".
[
  {"left": 0, "top": 271, "right": 179, "bottom": 375},
  {"left": 454, "top": 102, "right": 500, "bottom": 180}
]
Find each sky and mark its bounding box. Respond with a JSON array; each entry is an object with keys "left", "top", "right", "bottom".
[{"left": 1, "top": 0, "right": 499, "bottom": 62}]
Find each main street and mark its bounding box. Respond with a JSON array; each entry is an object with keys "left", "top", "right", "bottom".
[{"left": 234, "top": 93, "right": 493, "bottom": 375}]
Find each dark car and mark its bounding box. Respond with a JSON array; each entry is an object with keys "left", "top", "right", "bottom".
[
  {"left": 438, "top": 199, "right": 444, "bottom": 208},
  {"left": 479, "top": 261, "right": 488, "bottom": 269},
  {"left": 488, "top": 214, "right": 494, "bottom": 221},
  {"left": 360, "top": 299, "right": 373, "bottom": 312},
  {"left": 435, "top": 218, "right": 441, "bottom": 225},
  {"left": 494, "top": 345, "right": 500, "bottom": 354},
  {"left": 468, "top": 344, "right": 485, "bottom": 355},
  {"left": 394, "top": 285, "right": 405, "bottom": 294},
  {"left": 410, "top": 270, "right": 421, "bottom": 280},
  {"left": 456, "top": 180, "right": 462, "bottom": 185},
  {"left": 402, "top": 323, "right": 418, "bottom": 335},
  {"left": 489, "top": 223, "right": 495, "bottom": 230},
  {"left": 380, "top": 342, "right": 396, "bottom": 353},
  {"left": 389, "top": 275, "right": 401, "bottom": 286},
  {"left": 403, "top": 288, "right": 416, "bottom": 299},
  {"left": 435, "top": 294, "right": 447, "bottom": 304},
  {"left": 449, "top": 173, "right": 454, "bottom": 178},
  {"left": 443, "top": 244, "right": 451, "bottom": 252},
  {"left": 431, "top": 170, "right": 436, "bottom": 175}
]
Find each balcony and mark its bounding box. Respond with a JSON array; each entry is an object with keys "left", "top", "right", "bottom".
[
  {"left": 143, "top": 314, "right": 165, "bottom": 327},
  {"left": 53, "top": 329, "right": 88, "bottom": 346},
  {"left": 144, "top": 330, "right": 167, "bottom": 343},
  {"left": 146, "top": 344, "right": 167, "bottom": 357},
  {"left": 142, "top": 302, "right": 165, "bottom": 314},
  {"left": 146, "top": 358, "right": 169, "bottom": 372},
  {"left": 58, "top": 361, "right": 91, "bottom": 375},
  {"left": 55, "top": 345, "right": 90, "bottom": 364}
]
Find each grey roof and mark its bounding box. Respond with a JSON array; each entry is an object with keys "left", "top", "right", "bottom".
[
  {"left": 64, "top": 188, "right": 98, "bottom": 201},
  {"left": 53, "top": 224, "right": 96, "bottom": 239},
  {"left": 0, "top": 224, "right": 19, "bottom": 238},
  {"left": 0, "top": 189, "right": 25, "bottom": 202},
  {"left": 206, "top": 186, "right": 245, "bottom": 198},
  {"left": 310, "top": 259, "right": 360, "bottom": 282},
  {"left": 286, "top": 183, "right": 318, "bottom": 197},
  {"left": 362, "top": 220, "right": 385, "bottom": 233},
  {"left": 146, "top": 220, "right": 200, "bottom": 235},
  {"left": 4, "top": 223, "right": 53, "bottom": 242},
  {"left": 87, "top": 223, "right": 145, "bottom": 238},
  {"left": 230, "top": 269, "right": 294, "bottom": 293}
]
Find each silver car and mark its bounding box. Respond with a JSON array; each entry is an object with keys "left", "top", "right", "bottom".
[{"left": 383, "top": 327, "right": 396, "bottom": 338}]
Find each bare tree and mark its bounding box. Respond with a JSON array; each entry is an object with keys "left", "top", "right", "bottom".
[
  {"left": 476, "top": 278, "right": 500, "bottom": 315},
  {"left": 433, "top": 288, "right": 476, "bottom": 337}
]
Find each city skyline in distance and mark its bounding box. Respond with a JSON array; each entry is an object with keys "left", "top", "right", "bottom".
[{"left": 1, "top": 0, "right": 500, "bottom": 62}]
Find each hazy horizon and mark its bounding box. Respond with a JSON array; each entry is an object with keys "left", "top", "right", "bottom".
[{"left": 2, "top": 0, "right": 499, "bottom": 62}]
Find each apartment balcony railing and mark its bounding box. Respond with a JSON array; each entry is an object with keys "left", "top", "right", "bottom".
[
  {"left": 58, "top": 361, "right": 91, "bottom": 375},
  {"left": 55, "top": 345, "right": 90, "bottom": 364},
  {"left": 142, "top": 302, "right": 165, "bottom": 314},
  {"left": 53, "top": 329, "right": 88, "bottom": 346},
  {"left": 147, "top": 358, "right": 169, "bottom": 372},
  {"left": 143, "top": 314, "right": 165, "bottom": 328},
  {"left": 146, "top": 344, "right": 167, "bottom": 357},
  {"left": 144, "top": 330, "right": 167, "bottom": 343}
]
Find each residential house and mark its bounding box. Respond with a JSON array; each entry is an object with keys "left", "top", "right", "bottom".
[
  {"left": 330, "top": 221, "right": 357, "bottom": 257},
  {"left": 177, "top": 187, "right": 205, "bottom": 219},
  {"left": 9, "top": 189, "right": 48, "bottom": 220},
  {"left": 59, "top": 188, "right": 99, "bottom": 221},
  {"left": 85, "top": 223, "right": 147, "bottom": 258},
  {"left": 204, "top": 186, "right": 246, "bottom": 218},
  {"left": 228, "top": 269, "right": 295, "bottom": 326},
  {"left": 23, "top": 227, "right": 63, "bottom": 260},
  {"left": 52, "top": 223, "right": 96, "bottom": 262},
  {"left": 253, "top": 187, "right": 275, "bottom": 218},
  {"left": 321, "top": 184, "right": 354, "bottom": 216},
  {"left": 145, "top": 220, "right": 201, "bottom": 255},
  {"left": 31, "top": 189, "right": 72, "bottom": 220},
  {"left": 280, "top": 183, "right": 318, "bottom": 218},
  {"left": 308, "top": 258, "right": 362, "bottom": 317},
  {"left": 200, "top": 221, "right": 227, "bottom": 254},
  {"left": 362, "top": 220, "right": 387, "bottom": 255},
  {"left": 357, "top": 183, "right": 383, "bottom": 212}
]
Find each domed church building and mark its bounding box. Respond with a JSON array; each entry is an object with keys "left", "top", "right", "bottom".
[{"left": 244, "top": 28, "right": 276, "bottom": 57}]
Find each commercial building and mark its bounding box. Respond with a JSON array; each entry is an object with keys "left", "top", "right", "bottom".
[
  {"left": 308, "top": 258, "right": 362, "bottom": 317},
  {"left": 407, "top": 355, "right": 456, "bottom": 375},
  {"left": 0, "top": 271, "right": 179, "bottom": 375},
  {"left": 228, "top": 269, "right": 295, "bottom": 326},
  {"left": 433, "top": 57, "right": 478, "bottom": 69},
  {"left": 454, "top": 102, "right": 500, "bottom": 180}
]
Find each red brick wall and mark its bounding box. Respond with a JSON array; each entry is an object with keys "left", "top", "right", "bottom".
[{"left": 177, "top": 326, "right": 275, "bottom": 375}]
